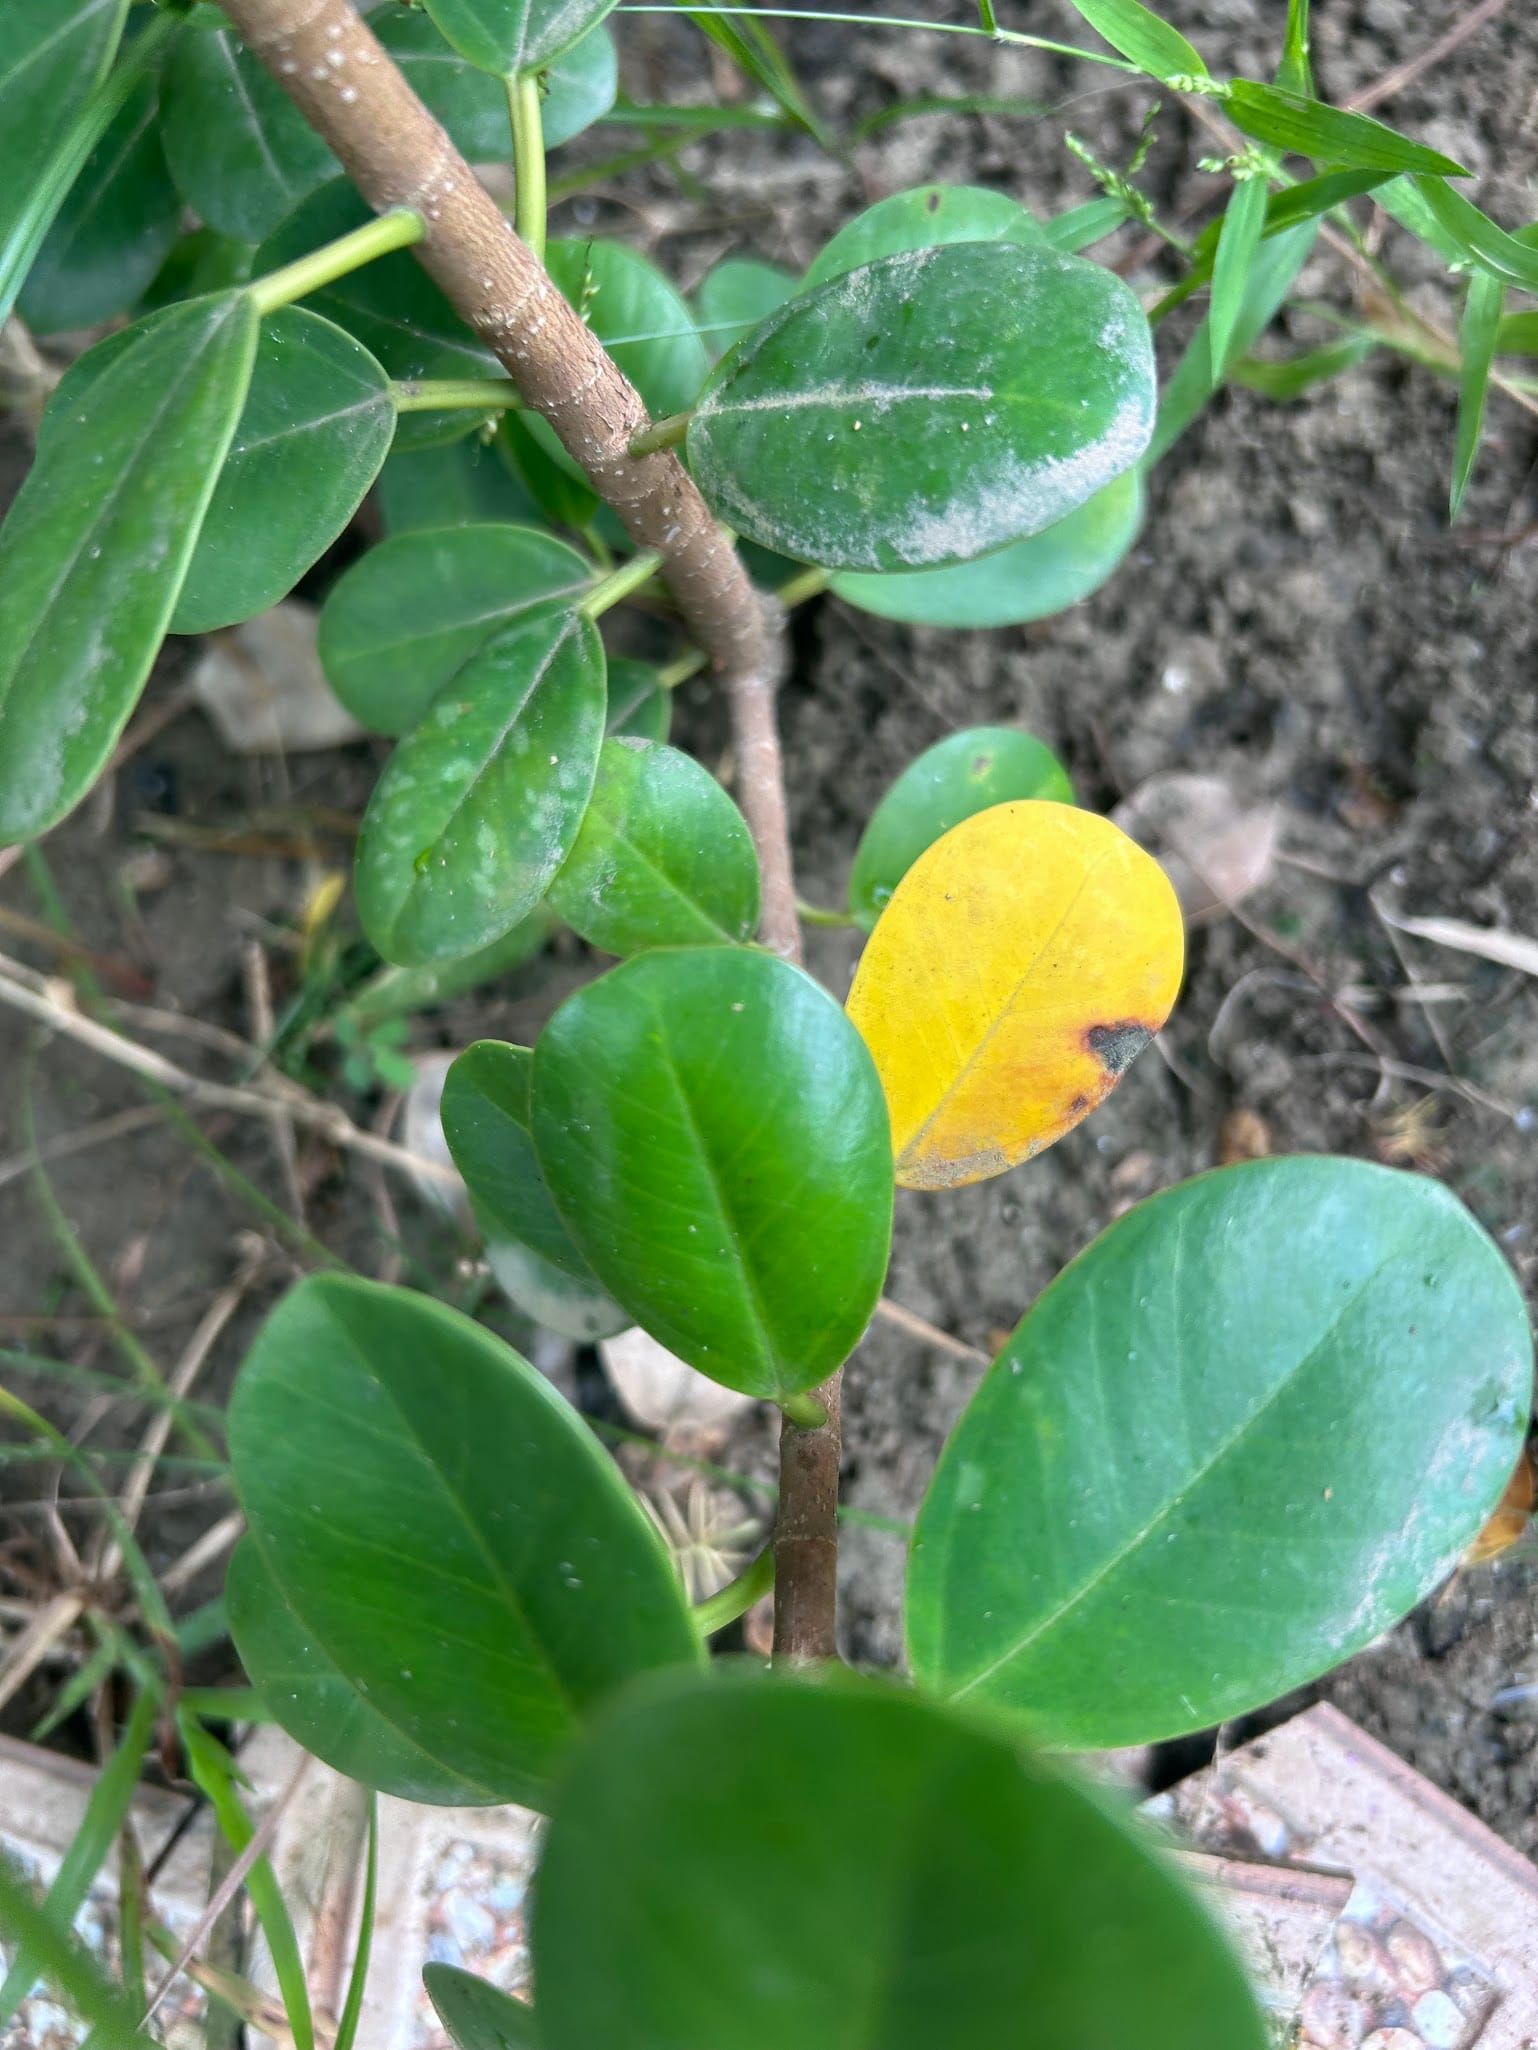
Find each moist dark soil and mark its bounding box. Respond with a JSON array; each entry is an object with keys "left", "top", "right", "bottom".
[{"left": 3, "top": 0, "right": 1537, "bottom": 1845}]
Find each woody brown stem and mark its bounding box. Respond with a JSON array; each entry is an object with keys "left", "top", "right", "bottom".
[
  {"left": 218, "top": 0, "right": 775, "bottom": 684},
  {"left": 220, "top": 0, "right": 835, "bottom": 1662}
]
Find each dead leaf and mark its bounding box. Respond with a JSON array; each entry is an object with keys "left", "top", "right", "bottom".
[
  {"left": 846, "top": 801, "right": 1184, "bottom": 1189},
  {"left": 600, "top": 1327, "right": 755, "bottom": 1450},
  {"left": 1464, "top": 1444, "right": 1535, "bottom": 1565},
  {"left": 192, "top": 601, "right": 366, "bottom": 755},
  {"left": 1375, "top": 904, "right": 1538, "bottom": 979},
  {"left": 1219, "top": 1108, "right": 1271, "bottom": 1164},
  {"left": 1111, "top": 773, "right": 1281, "bottom": 921},
  {"left": 399, "top": 1053, "right": 470, "bottom": 1224}
]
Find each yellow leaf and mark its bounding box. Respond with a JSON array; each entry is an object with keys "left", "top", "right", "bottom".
[{"left": 846, "top": 801, "right": 1184, "bottom": 1190}]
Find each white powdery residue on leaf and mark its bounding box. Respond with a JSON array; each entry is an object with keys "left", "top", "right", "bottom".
[{"left": 888, "top": 391, "right": 1155, "bottom": 568}]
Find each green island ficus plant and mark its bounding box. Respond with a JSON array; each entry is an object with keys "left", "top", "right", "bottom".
[{"left": 1, "top": 0, "right": 1536, "bottom": 2040}]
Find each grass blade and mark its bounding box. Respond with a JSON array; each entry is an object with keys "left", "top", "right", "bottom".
[
  {"left": 332, "top": 1796, "right": 378, "bottom": 2050},
  {"left": 1062, "top": 0, "right": 1206, "bottom": 79},
  {"left": 1278, "top": 0, "right": 1311, "bottom": 93},
  {"left": 1226, "top": 81, "right": 1466, "bottom": 176},
  {"left": 0, "top": 1689, "right": 159, "bottom": 2026},
  {"left": 1210, "top": 171, "right": 1270, "bottom": 379},
  {"left": 1452, "top": 268, "right": 1505, "bottom": 519},
  {"left": 0, "top": 1857, "right": 140, "bottom": 2050},
  {"left": 178, "top": 1715, "right": 315, "bottom": 2050}
]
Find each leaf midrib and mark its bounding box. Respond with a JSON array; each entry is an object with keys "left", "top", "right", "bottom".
[{"left": 945, "top": 1248, "right": 1407, "bottom": 1701}]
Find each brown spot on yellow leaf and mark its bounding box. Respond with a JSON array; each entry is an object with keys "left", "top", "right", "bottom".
[{"left": 846, "top": 800, "right": 1184, "bottom": 1191}]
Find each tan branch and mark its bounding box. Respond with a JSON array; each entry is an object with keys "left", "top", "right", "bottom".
[
  {"left": 217, "top": 0, "right": 776, "bottom": 688},
  {"left": 214, "top": 0, "right": 832, "bottom": 1656}
]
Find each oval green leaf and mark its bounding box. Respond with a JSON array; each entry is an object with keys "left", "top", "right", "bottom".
[
  {"left": 532, "top": 1669, "right": 1265, "bottom": 2050},
  {"left": 522, "top": 239, "right": 709, "bottom": 483},
  {"left": 907, "top": 1155, "right": 1534, "bottom": 1749},
  {"left": 226, "top": 1540, "right": 500, "bottom": 1808},
  {"left": 2, "top": 0, "right": 127, "bottom": 222},
  {"left": 161, "top": 27, "right": 339, "bottom": 243},
  {"left": 423, "top": 0, "right": 617, "bottom": 78},
  {"left": 443, "top": 1042, "right": 607, "bottom": 1281},
  {"left": 497, "top": 409, "right": 601, "bottom": 527},
  {"left": 832, "top": 467, "right": 1142, "bottom": 631},
  {"left": 541, "top": 24, "right": 618, "bottom": 146},
  {"left": 0, "top": 292, "right": 258, "bottom": 844},
  {"left": 848, "top": 726, "right": 1075, "bottom": 932},
  {"left": 531, "top": 947, "right": 893, "bottom": 1399},
  {"left": 803, "top": 183, "right": 1045, "bottom": 291},
  {"left": 227, "top": 1273, "right": 699, "bottom": 1808},
  {"left": 319, "top": 523, "right": 593, "bottom": 735},
  {"left": 425, "top": 1967, "right": 540, "bottom": 2050},
  {"left": 376, "top": 5, "right": 612, "bottom": 158},
  {"left": 546, "top": 739, "right": 760, "bottom": 954},
  {"left": 174, "top": 308, "right": 395, "bottom": 633},
  {"left": 689, "top": 242, "right": 1156, "bottom": 572},
  {"left": 374, "top": 3, "right": 516, "bottom": 160},
  {"left": 346, "top": 908, "right": 556, "bottom": 1028},
  {"left": 354, "top": 603, "right": 606, "bottom": 966},
  {"left": 256, "top": 181, "right": 508, "bottom": 451},
  {"left": 696, "top": 256, "right": 796, "bottom": 359},
  {"left": 19, "top": 74, "right": 181, "bottom": 336},
  {"left": 30, "top": 300, "right": 395, "bottom": 636},
  {"left": 542, "top": 236, "right": 710, "bottom": 419},
  {"left": 376, "top": 436, "right": 543, "bottom": 536},
  {"left": 604, "top": 656, "right": 671, "bottom": 742}
]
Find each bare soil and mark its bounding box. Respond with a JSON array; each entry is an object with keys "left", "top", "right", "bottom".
[{"left": 3, "top": 0, "right": 1537, "bottom": 1845}]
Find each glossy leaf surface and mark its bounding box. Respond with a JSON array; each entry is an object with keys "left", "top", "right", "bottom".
[
  {"left": 228, "top": 1274, "right": 698, "bottom": 1807},
  {"left": 533, "top": 1669, "right": 1265, "bottom": 2050},
  {"left": 848, "top": 729, "right": 1075, "bottom": 932},
  {"left": 0, "top": 293, "right": 257, "bottom": 844},
  {"left": 547, "top": 739, "right": 760, "bottom": 953},
  {"left": 319, "top": 523, "right": 592, "bottom": 735},
  {"left": 175, "top": 309, "right": 394, "bottom": 632},
  {"left": 542, "top": 25, "right": 619, "bottom": 145},
  {"left": 425, "top": 1968, "right": 540, "bottom": 2050},
  {"left": 374, "top": 3, "right": 517, "bottom": 159},
  {"left": 847, "top": 802, "right": 1183, "bottom": 1188},
  {"left": 19, "top": 75, "right": 181, "bottom": 335},
  {"left": 371, "top": 9, "right": 613, "bottom": 156},
  {"left": 376, "top": 436, "right": 542, "bottom": 534},
  {"left": 443, "top": 1042, "right": 605, "bottom": 1281},
  {"left": 354, "top": 604, "right": 606, "bottom": 966},
  {"left": 696, "top": 256, "right": 796, "bottom": 358},
  {"left": 226, "top": 1541, "right": 498, "bottom": 1808},
  {"left": 39, "top": 301, "right": 394, "bottom": 635},
  {"left": 532, "top": 948, "right": 893, "bottom": 1398},
  {"left": 831, "top": 467, "right": 1141, "bottom": 630},
  {"left": 161, "top": 28, "right": 339, "bottom": 242},
  {"left": 424, "top": 0, "right": 617, "bottom": 76},
  {"left": 604, "top": 657, "right": 671, "bottom": 742},
  {"left": 803, "top": 183, "right": 1044, "bottom": 290},
  {"left": 907, "top": 1157, "right": 1534, "bottom": 1746},
  {"left": 1, "top": 0, "right": 125, "bottom": 215},
  {"left": 689, "top": 243, "right": 1155, "bottom": 572},
  {"left": 256, "top": 182, "right": 506, "bottom": 449}
]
